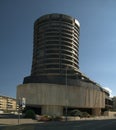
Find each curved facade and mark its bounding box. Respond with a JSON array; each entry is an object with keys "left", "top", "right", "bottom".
[
  {"left": 17, "top": 82, "right": 106, "bottom": 116},
  {"left": 31, "top": 14, "right": 80, "bottom": 77}
]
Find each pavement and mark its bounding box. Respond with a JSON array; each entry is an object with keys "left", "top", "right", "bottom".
[
  {"left": 0, "top": 118, "right": 38, "bottom": 125},
  {"left": 0, "top": 116, "right": 116, "bottom": 130},
  {"left": 1, "top": 119, "right": 116, "bottom": 130},
  {"left": 0, "top": 116, "right": 116, "bottom": 125}
]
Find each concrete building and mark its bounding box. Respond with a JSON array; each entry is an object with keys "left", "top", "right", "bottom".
[
  {"left": 17, "top": 13, "right": 112, "bottom": 116},
  {"left": 0, "top": 95, "right": 16, "bottom": 112},
  {"left": 112, "top": 97, "right": 116, "bottom": 110}
]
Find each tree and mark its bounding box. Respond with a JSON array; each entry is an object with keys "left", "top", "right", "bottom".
[{"left": 24, "top": 109, "right": 35, "bottom": 119}]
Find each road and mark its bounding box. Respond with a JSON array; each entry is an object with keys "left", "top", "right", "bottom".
[
  {"left": 34, "top": 119, "right": 116, "bottom": 130},
  {"left": 0, "top": 125, "right": 6, "bottom": 130},
  {"left": 0, "top": 119, "right": 116, "bottom": 130}
]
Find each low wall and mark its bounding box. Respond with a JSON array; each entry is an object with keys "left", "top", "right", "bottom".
[
  {"left": 0, "top": 119, "right": 37, "bottom": 125},
  {"left": 62, "top": 116, "right": 116, "bottom": 121},
  {"left": 104, "top": 111, "right": 116, "bottom": 117}
]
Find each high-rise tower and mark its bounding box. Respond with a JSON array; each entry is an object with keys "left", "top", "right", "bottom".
[
  {"left": 17, "top": 13, "right": 110, "bottom": 116},
  {"left": 24, "top": 14, "right": 80, "bottom": 84}
]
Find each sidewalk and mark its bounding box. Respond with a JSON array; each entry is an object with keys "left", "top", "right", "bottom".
[
  {"left": 0, "top": 116, "right": 116, "bottom": 125},
  {"left": 0, "top": 119, "right": 38, "bottom": 125}
]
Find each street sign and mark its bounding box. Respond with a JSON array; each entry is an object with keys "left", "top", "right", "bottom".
[{"left": 22, "top": 97, "right": 26, "bottom": 108}]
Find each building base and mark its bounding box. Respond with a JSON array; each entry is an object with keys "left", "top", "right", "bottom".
[{"left": 17, "top": 82, "right": 105, "bottom": 116}]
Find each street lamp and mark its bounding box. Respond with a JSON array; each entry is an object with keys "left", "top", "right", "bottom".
[
  {"left": 18, "top": 97, "right": 26, "bottom": 125},
  {"left": 65, "top": 67, "right": 75, "bottom": 121},
  {"left": 65, "top": 66, "right": 68, "bottom": 121}
]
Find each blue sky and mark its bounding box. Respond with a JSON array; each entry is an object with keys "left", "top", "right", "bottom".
[{"left": 0, "top": 0, "right": 116, "bottom": 98}]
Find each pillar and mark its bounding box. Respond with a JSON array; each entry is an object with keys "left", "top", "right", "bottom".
[
  {"left": 92, "top": 108, "right": 101, "bottom": 116},
  {"left": 42, "top": 105, "right": 63, "bottom": 116}
]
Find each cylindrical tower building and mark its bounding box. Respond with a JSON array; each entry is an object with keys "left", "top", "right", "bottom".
[
  {"left": 24, "top": 13, "right": 80, "bottom": 84},
  {"left": 31, "top": 14, "right": 80, "bottom": 76},
  {"left": 17, "top": 13, "right": 110, "bottom": 116}
]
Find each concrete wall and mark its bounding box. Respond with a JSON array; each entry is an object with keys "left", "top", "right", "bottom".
[
  {"left": 17, "top": 83, "right": 105, "bottom": 108},
  {"left": 17, "top": 82, "right": 106, "bottom": 116}
]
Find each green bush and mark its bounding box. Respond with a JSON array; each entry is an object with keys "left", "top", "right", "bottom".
[
  {"left": 69, "top": 109, "right": 82, "bottom": 117},
  {"left": 82, "top": 112, "right": 90, "bottom": 117},
  {"left": 24, "top": 109, "right": 35, "bottom": 119}
]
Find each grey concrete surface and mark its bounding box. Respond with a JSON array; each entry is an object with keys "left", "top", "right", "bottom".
[
  {"left": 0, "top": 119, "right": 38, "bottom": 125},
  {"left": 1, "top": 118, "right": 116, "bottom": 130},
  {"left": 34, "top": 119, "right": 116, "bottom": 130}
]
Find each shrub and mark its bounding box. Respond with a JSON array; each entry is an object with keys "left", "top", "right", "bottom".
[
  {"left": 24, "top": 109, "right": 35, "bottom": 119},
  {"left": 69, "top": 109, "right": 82, "bottom": 117},
  {"left": 82, "top": 112, "right": 90, "bottom": 117}
]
